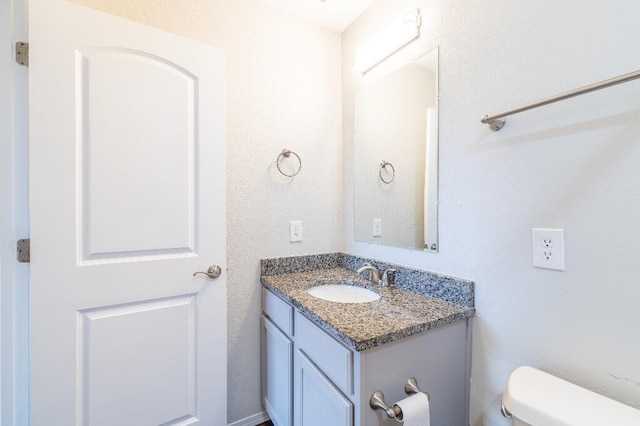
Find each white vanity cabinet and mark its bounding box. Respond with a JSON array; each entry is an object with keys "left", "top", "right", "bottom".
[
  {"left": 294, "top": 312, "right": 354, "bottom": 426},
  {"left": 261, "top": 289, "right": 294, "bottom": 426},
  {"left": 262, "top": 288, "right": 471, "bottom": 426}
]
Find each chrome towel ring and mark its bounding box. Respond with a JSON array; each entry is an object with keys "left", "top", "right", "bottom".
[
  {"left": 276, "top": 149, "right": 302, "bottom": 177},
  {"left": 379, "top": 160, "right": 395, "bottom": 184}
]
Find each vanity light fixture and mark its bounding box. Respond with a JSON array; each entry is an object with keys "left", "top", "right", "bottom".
[{"left": 353, "top": 9, "right": 421, "bottom": 75}]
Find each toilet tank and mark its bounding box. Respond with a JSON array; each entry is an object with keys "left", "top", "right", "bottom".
[{"left": 502, "top": 366, "right": 640, "bottom": 426}]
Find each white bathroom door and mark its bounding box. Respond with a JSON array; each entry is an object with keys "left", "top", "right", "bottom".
[{"left": 29, "top": 1, "right": 226, "bottom": 425}]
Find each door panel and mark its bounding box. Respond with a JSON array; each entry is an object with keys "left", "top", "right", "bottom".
[
  {"left": 78, "top": 48, "right": 197, "bottom": 260},
  {"left": 79, "top": 295, "right": 197, "bottom": 426},
  {"left": 29, "top": 1, "right": 226, "bottom": 424}
]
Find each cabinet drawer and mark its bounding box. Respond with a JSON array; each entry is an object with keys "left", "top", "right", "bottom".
[
  {"left": 263, "top": 289, "right": 293, "bottom": 336},
  {"left": 295, "top": 311, "right": 353, "bottom": 396}
]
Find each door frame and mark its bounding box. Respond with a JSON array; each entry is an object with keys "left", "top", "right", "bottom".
[{"left": 0, "top": 0, "right": 29, "bottom": 424}]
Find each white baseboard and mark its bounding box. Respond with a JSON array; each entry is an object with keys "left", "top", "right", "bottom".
[{"left": 228, "top": 410, "right": 270, "bottom": 426}]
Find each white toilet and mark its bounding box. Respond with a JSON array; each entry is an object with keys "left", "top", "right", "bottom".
[{"left": 502, "top": 366, "right": 640, "bottom": 425}]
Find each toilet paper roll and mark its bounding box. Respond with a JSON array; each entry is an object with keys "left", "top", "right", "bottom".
[{"left": 393, "top": 393, "right": 430, "bottom": 426}]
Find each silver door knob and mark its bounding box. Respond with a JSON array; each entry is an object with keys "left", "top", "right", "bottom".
[{"left": 193, "top": 265, "right": 222, "bottom": 279}]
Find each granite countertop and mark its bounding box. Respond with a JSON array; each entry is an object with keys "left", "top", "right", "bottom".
[{"left": 261, "top": 257, "right": 475, "bottom": 352}]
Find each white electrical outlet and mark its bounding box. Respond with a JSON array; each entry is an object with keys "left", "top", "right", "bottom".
[
  {"left": 289, "top": 221, "right": 302, "bottom": 242},
  {"left": 373, "top": 219, "right": 382, "bottom": 237},
  {"left": 532, "top": 228, "right": 565, "bottom": 271}
]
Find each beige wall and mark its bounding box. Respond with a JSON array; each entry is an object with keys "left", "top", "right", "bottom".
[
  {"left": 344, "top": 1, "right": 640, "bottom": 424},
  {"left": 72, "top": 0, "right": 343, "bottom": 422}
]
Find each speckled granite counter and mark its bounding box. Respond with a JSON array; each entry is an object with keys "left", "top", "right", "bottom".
[{"left": 261, "top": 253, "right": 475, "bottom": 352}]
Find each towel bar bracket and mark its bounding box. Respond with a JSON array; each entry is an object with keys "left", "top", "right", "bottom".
[{"left": 481, "top": 116, "right": 505, "bottom": 131}]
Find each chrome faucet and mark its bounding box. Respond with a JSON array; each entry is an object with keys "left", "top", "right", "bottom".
[
  {"left": 357, "top": 263, "right": 381, "bottom": 284},
  {"left": 381, "top": 268, "right": 396, "bottom": 287}
]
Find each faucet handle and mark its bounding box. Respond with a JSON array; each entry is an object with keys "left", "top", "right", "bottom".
[
  {"left": 357, "top": 262, "right": 383, "bottom": 285},
  {"left": 382, "top": 269, "right": 397, "bottom": 287}
]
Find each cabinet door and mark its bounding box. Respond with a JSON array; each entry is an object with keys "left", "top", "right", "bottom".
[
  {"left": 262, "top": 316, "right": 293, "bottom": 426},
  {"left": 294, "top": 350, "right": 353, "bottom": 426}
]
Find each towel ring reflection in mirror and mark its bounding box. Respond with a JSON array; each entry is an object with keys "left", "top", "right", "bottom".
[
  {"left": 276, "top": 149, "right": 302, "bottom": 177},
  {"left": 379, "top": 160, "right": 395, "bottom": 184}
]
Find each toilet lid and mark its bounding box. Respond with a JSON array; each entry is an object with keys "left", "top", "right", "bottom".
[{"left": 503, "top": 366, "right": 640, "bottom": 426}]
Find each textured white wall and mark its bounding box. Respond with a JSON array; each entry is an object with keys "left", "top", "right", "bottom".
[
  {"left": 222, "top": 5, "right": 342, "bottom": 423},
  {"left": 344, "top": 0, "right": 640, "bottom": 424},
  {"left": 72, "top": 0, "right": 343, "bottom": 423}
]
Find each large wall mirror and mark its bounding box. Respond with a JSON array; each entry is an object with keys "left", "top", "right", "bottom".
[{"left": 354, "top": 46, "right": 439, "bottom": 251}]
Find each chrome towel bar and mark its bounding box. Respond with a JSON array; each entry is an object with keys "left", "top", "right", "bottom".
[
  {"left": 481, "top": 69, "right": 640, "bottom": 131},
  {"left": 370, "top": 377, "right": 430, "bottom": 420}
]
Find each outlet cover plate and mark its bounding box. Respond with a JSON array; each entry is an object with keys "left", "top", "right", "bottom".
[
  {"left": 289, "top": 221, "right": 302, "bottom": 242},
  {"left": 373, "top": 218, "right": 382, "bottom": 237},
  {"left": 532, "top": 228, "right": 565, "bottom": 271}
]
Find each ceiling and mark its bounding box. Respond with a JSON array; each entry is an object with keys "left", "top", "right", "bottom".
[{"left": 252, "top": 0, "right": 374, "bottom": 33}]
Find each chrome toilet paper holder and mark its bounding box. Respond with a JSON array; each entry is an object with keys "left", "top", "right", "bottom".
[{"left": 370, "top": 377, "right": 430, "bottom": 420}]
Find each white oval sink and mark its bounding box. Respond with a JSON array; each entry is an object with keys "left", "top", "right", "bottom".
[{"left": 307, "top": 283, "right": 380, "bottom": 303}]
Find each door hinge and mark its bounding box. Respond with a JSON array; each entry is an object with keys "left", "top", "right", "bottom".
[
  {"left": 17, "top": 239, "right": 30, "bottom": 263},
  {"left": 15, "top": 42, "right": 28, "bottom": 67}
]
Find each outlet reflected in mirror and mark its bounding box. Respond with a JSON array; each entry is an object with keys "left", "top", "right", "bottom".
[{"left": 354, "top": 46, "right": 438, "bottom": 251}]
